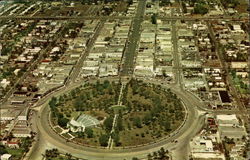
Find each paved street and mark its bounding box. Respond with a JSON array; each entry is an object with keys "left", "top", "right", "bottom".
[
  {"left": 171, "top": 17, "right": 181, "bottom": 87},
  {"left": 30, "top": 77, "right": 206, "bottom": 160},
  {"left": 121, "top": 0, "right": 146, "bottom": 76},
  {"left": 67, "top": 20, "right": 105, "bottom": 84},
  {"left": 0, "top": 23, "right": 67, "bottom": 105},
  {"left": 1, "top": 1, "right": 248, "bottom": 160},
  {"left": 207, "top": 21, "right": 249, "bottom": 132},
  {"left": 0, "top": 15, "right": 248, "bottom": 21}
]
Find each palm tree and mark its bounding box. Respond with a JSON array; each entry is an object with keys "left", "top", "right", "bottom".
[
  {"left": 65, "top": 153, "right": 72, "bottom": 160},
  {"left": 158, "top": 147, "right": 166, "bottom": 159},
  {"left": 45, "top": 148, "right": 59, "bottom": 158},
  {"left": 153, "top": 151, "right": 158, "bottom": 159},
  {"left": 147, "top": 153, "right": 153, "bottom": 160}
]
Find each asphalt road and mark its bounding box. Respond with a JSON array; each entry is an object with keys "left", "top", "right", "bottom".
[
  {"left": 0, "top": 23, "right": 67, "bottom": 105},
  {"left": 9, "top": 1, "right": 249, "bottom": 160},
  {"left": 26, "top": 17, "right": 246, "bottom": 160},
  {"left": 67, "top": 20, "right": 105, "bottom": 84},
  {"left": 171, "top": 18, "right": 181, "bottom": 87},
  {"left": 30, "top": 78, "right": 206, "bottom": 160},
  {"left": 207, "top": 21, "right": 249, "bottom": 131},
  {"left": 27, "top": 1, "right": 207, "bottom": 159},
  {"left": 120, "top": 0, "right": 146, "bottom": 76},
  {"left": 0, "top": 15, "right": 248, "bottom": 21}
]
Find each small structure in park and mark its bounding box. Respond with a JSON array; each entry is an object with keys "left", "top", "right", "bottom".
[
  {"left": 67, "top": 114, "right": 100, "bottom": 132},
  {"left": 109, "top": 105, "right": 127, "bottom": 114}
]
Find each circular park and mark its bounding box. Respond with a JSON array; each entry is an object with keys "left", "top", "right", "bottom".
[{"left": 48, "top": 79, "right": 186, "bottom": 148}]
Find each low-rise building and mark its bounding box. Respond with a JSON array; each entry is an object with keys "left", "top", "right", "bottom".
[
  {"left": 1, "top": 154, "right": 12, "bottom": 160},
  {"left": 0, "top": 79, "right": 10, "bottom": 89},
  {"left": 0, "top": 109, "right": 21, "bottom": 121},
  {"left": 190, "top": 136, "right": 225, "bottom": 160},
  {"left": 216, "top": 115, "right": 247, "bottom": 140}
]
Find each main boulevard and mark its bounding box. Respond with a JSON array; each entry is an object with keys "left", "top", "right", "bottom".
[
  {"left": 18, "top": 0, "right": 248, "bottom": 160},
  {"left": 26, "top": 0, "right": 207, "bottom": 157}
]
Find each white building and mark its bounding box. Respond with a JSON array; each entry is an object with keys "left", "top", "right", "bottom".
[
  {"left": 0, "top": 79, "right": 10, "bottom": 89},
  {"left": 0, "top": 109, "right": 21, "bottom": 121},
  {"left": 190, "top": 136, "right": 225, "bottom": 160},
  {"left": 12, "top": 130, "right": 31, "bottom": 138},
  {"left": 1, "top": 154, "right": 12, "bottom": 160},
  {"left": 216, "top": 114, "right": 247, "bottom": 140}
]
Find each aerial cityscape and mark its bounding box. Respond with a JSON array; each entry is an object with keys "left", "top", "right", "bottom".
[{"left": 0, "top": 0, "right": 249, "bottom": 160}]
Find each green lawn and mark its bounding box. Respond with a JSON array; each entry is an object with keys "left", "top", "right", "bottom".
[
  {"left": 6, "top": 148, "right": 24, "bottom": 160},
  {"left": 54, "top": 126, "right": 63, "bottom": 133},
  {"left": 51, "top": 80, "right": 185, "bottom": 147},
  {"left": 232, "top": 76, "right": 249, "bottom": 94},
  {"left": 62, "top": 133, "right": 72, "bottom": 139}
]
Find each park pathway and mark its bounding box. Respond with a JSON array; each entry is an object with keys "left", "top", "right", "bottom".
[{"left": 107, "top": 82, "right": 126, "bottom": 149}]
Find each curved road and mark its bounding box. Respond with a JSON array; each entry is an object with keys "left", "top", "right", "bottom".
[
  {"left": 28, "top": 78, "right": 206, "bottom": 160},
  {"left": 27, "top": 0, "right": 207, "bottom": 159}
]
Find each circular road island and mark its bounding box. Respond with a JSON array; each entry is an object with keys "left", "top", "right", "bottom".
[{"left": 48, "top": 79, "right": 186, "bottom": 149}]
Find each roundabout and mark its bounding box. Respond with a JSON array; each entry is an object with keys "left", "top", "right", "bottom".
[
  {"left": 48, "top": 79, "right": 186, "bottom": 148},
  {"left": 30, "top": 77, "right": 207, "bottom": 160}
]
